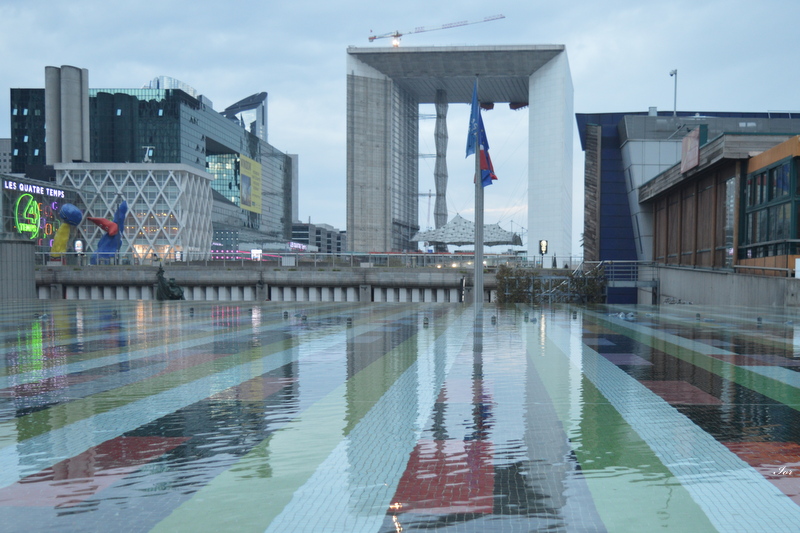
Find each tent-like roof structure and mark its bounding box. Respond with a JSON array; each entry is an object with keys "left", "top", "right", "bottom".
[{"left": 411, "top": 214, "right": 522, "bottom": 246}]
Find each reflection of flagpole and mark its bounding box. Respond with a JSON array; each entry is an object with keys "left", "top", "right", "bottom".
[{"left": 473, "top": 76, "right": 484, "bottom": 313}]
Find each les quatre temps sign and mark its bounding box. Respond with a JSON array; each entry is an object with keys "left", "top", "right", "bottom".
[{"left": 3, "top": 179, "right": 67, "bottom": 241}]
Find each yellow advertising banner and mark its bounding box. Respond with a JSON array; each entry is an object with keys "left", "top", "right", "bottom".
[{"left": 239, "top": 155, "right": 262, "bottom": 214}]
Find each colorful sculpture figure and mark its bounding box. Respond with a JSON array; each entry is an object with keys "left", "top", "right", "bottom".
[
  {"left": 50, "top": 203, "right": 83, "bottom": 259},
  {"left": 89, "top": 201, "right": 128, "bottom": 264}
]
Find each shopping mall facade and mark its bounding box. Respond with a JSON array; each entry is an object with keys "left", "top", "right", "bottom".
[{"left": 9, "top": 67, "right": 296, "bottom": 261}]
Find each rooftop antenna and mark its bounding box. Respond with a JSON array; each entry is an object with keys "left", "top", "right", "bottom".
[{"left": 142, "top": 146, "right": 155, "bottom": 163}]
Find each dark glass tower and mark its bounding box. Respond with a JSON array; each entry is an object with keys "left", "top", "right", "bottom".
[{"left": 10, "top": 89, "right": 47, "bottom": 175}]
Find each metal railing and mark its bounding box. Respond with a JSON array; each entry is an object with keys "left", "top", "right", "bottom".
[
  {"left": 36, "top": 251, "right": 587, "bottom": 270},
  {"left": 733, "top": 264, "right": 793, "bottom": 277},
  {"left": 600, "top": 261, "right": 658, "bottom": 283}
]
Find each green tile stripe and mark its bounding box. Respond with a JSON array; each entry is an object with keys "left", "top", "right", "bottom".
[
  {"left": 0, "top": 304, "right": 219, "bottom": 377},
  {"left": 0, "top": 320, "right": 227, "bottom": 381},
  {"left": 151, "top": 306, "right": 466, "bottom": 533},
  {"left": 2, "top": 336, "right": 298, "bottom": 447},
  {"left": 0, "top": 301, "right": 363, "bottom": 378},
  {"left": 1, "top": 305, "right": 407, "bottom": 448},
  {"left": 616, "top": 305, "right": 797, "bottom": 355},
  {"left": 523, "top": 315, "right": 718, "bottom": 533},
  {"left": 587, "top": 311, "right": 800, "bottom": 409}
]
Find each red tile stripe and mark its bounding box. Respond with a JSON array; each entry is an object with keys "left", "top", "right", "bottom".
[
  {"left": 0, "top": 436, "right": 188, "bottom": 508},
  {"left": 723, "top": 442, "right": 800, "bottom": 505},
  {"left": 639, "top": 380, "right": 722, "bottom": 405},
  {"left": 390, "top": 439, "right": 494, "bottom": 515}
]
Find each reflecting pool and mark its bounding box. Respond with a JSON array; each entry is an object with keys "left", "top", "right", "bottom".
[{"left": 2, "top": 300, "right": 800, "bottom": 532}]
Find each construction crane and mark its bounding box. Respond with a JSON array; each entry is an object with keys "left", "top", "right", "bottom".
[{"left": 369, "top": 15, "right": 505, "bottom": 47}]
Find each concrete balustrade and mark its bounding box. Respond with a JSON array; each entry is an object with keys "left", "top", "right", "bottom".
[{"left": 34, "top": 265, "right": 494, "bottom": 303}]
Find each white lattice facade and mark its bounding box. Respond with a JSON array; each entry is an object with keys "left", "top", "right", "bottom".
[{"left": 56, "top": 163, "right": 213, "bottom": 260}]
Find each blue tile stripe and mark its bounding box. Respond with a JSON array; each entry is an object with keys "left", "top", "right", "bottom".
[
  {"left": 263, "top": 310, "right": 471, "bottom": 532},
  {"left": 742, "top": 365, "right": 800, "bottom": 389}
]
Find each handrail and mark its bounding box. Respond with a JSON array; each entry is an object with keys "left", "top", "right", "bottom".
[
  {"left": 35, "top": 251, "right": 588, "bottom": 270},
  {"left": 733, "top": 264, "right": 792, "bottom": 277}
]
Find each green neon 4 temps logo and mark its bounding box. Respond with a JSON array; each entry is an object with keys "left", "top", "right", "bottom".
[{"left": 15, "top": 193, "right": 40, "bottom": 239}]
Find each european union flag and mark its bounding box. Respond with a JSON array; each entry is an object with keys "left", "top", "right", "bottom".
[
  {"left": 466, "top": 80, "right": 498, "bottom": 187},
  {"left": 466, "top": 81, "right": 480, "bottom": 157}
]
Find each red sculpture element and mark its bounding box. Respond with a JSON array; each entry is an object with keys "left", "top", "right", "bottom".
[{"left": 87, "top": 217, "right": 119, "bottom": 236}]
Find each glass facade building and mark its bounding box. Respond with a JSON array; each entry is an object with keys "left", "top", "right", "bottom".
[
  {"left": 291, "top": 222, "right": 346, "bottom": 254},
  {"left": 741, "top": 140, "right": 800, "bottom": 259},
  {"left": 10, "top": 89, "right": 47, "bottom": 175},
  {"left": 11, "top": 84, "right": 295, "bottom": 251}
]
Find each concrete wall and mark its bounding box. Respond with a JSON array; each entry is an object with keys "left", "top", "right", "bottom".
[
  {"left": 35, "top": 265, "right": 495, "bottom": 303},
  {"left": 529, "top": 51, "right": 573, "bottom": 260},
  {"left": 1, "top": 239, "right": 36, "bottom": 300},
  {"left": 656, "top": 265, "right": 800, "bottom": 307}
]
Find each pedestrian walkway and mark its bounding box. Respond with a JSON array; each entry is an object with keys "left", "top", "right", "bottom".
[{"left": 1, "top": 300, "right": 800, "bottom": 531}]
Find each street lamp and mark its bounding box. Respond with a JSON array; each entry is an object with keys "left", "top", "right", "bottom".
[
  {"left": 539, "top": 239, "right": 548, "bottom": 268},
  {"left": 670, "top": 70, "right": 677, "bottom": 117}
]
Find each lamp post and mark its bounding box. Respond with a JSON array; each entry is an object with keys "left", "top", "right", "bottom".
[
  {"left": 539, "top": 239, "right": 548, "bottom": 268},
  {"left": 670, "top": 69, "right": 677, "bottom": 117}
]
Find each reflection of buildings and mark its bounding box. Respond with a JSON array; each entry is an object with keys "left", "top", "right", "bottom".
[
  {"left": 577, "top": 110, "right": 800, "bottom": 302},
  {"left": 10, "top": 66, "right": 297, "bottom": 260}
]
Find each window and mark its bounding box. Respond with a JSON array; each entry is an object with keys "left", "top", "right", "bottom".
[
  {"left": 116, "top": 109, "right": 122, "bottom": 116},
  {"left": 758, "top": 209, "right": 768, "bottom": 243},
  {"left": 757, "top": 173, "right": 767, "bottom": 204},
  {"left": 776, "top": 162, "right": 790, "bottom": 198}
]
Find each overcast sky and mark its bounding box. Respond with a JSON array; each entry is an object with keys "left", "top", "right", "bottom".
[{"left": 2, "top": 0, "right": 798, "bottom": 255}]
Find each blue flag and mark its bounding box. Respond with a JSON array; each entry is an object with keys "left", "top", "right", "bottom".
[
  {"left": 466, "top": 80, "right": 498, "bottom": 187},
  {"left": 466, "top": 81, "right": 480, "bottom": 157}
]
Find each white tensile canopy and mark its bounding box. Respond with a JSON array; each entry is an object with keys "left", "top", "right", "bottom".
[{"left": 411, "top": 214, "right": 522, "bottom": 247}]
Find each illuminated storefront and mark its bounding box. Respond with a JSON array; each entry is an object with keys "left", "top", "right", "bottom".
[
  {"left": 55, "top": 163, "right": 213, "bottom": 261},
  {"left": 1, "top": 176, "right": 86, "bottom": 251}
]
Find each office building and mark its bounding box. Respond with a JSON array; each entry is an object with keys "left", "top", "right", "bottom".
[
  {"left": 10, "top": 65, "right": 297, "bottom": 260},
  {"left": 577, "top": 109, "right": 800, "bottom": 301},
  {"left": 0, "top": 139, "right": 11, "bottom": 175},
  {"left": 291, "top": 221, "right": 346, "bottom": 254},
  {"left": 578, "top": 110, "right": 800, "bottom": 261},
  {"left": 346, "top": 45, "right": 573, "bottom": 257}
]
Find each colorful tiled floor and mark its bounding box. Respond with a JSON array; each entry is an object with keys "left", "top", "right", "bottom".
[{"left": 3, "top": 300, "right": 800, "bottom": 531}]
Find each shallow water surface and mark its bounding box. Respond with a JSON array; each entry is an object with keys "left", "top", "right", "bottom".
[{"left": 1, "top": 301, "right": 800, "bottom": 532}]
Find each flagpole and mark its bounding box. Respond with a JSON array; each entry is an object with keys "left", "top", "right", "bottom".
[{"left": 473, "top": 75, "right": 484, "bottom": 314}]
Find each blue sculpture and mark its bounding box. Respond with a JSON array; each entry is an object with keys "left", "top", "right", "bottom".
[
  {"left": 89, "top": 201, "right": 128, "bottom": 264},
  {"left": 59, "top": 203, "right": 83, "bottom": 226}
]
